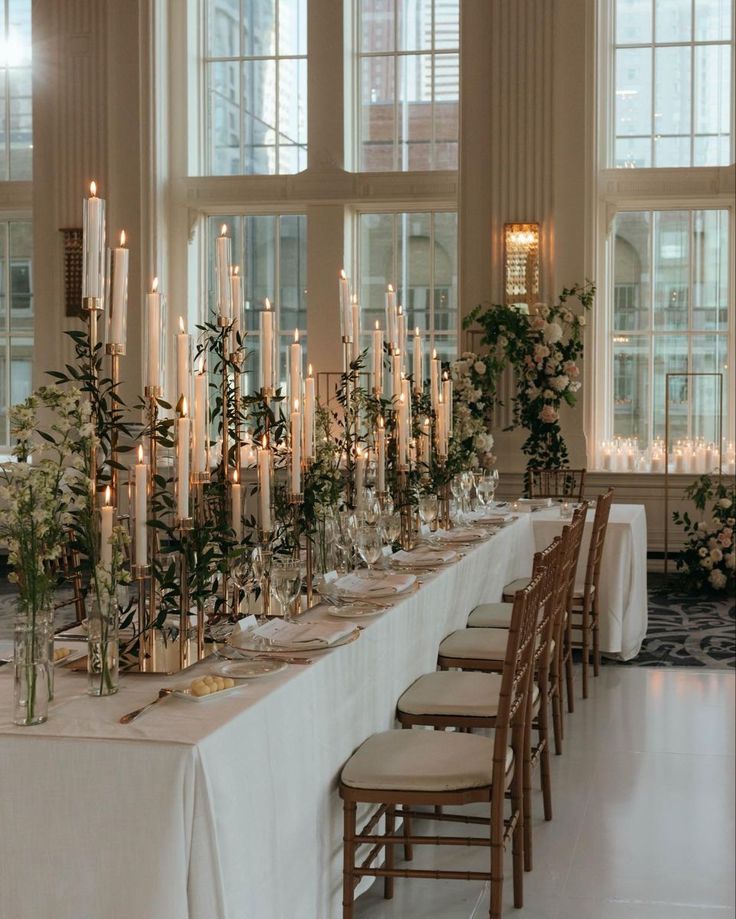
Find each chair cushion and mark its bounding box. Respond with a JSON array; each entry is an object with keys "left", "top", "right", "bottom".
[
  {"left": 399, "top": 670, "right": 539, "bottom": 720},
  {"left": 341, "top": 729, "right": 511, "bottom": 792},
  {"left": 467, "top": 601, "right": 514, "bottom": 629},
  {"left": 399, "top": 671, "right": 504, "bottom": 718},
  {"left": 439, "top": 628, "right": 509, "bottom": 662},
  {"left": 502, "top": 577, "right": 530, "bottom": 600}
]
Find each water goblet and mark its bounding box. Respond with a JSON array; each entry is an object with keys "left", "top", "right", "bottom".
[
  {"left": 418, "top": 494, "right": 439, "bottom": 534},
  {"left": 378, "top": 512, "right": 401, "bottom": 547},
  {"left": 270, "top": 558, "right": 302, "bottom": 622},
  {"left": 356, "top": 526, "right": 384, "bottom": 574}
]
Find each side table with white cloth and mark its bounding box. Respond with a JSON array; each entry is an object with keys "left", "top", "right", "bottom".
[
  {"left": 529, "top": 503, "right": 648, "bottom": 660},
  {"left": 0, "top": 514, "right": 535, "bottom": 919}
]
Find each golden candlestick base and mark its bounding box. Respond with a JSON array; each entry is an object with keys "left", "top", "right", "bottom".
[
  {"left": 82, "top": 296, "right": 104, "bottom": 312},
  {"left": 105, "top": 342, "right": 126, "bottom": 356},
  {"left": 144, "top": 385, "right": 162, "bottom": 399}
]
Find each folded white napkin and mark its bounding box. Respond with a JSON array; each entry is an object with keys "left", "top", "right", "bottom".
[
  {"left": 334, "top": 572, "right": 417, "bottom": 597},
  {"left": 517, "top": 497, "right": 553, "bottom": 507},
  {"left": 393, "top": 547, "right": 457, "bottom": 566},
  {"left": 253, "top": 618, "right": 356, "bottom": 647},
  {"left": 435, "top": 527, "right": 485, "bottom": 543}
]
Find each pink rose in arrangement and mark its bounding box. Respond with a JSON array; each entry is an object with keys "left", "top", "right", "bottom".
[
  {"left": 539, "top": 404, "right": 558, "bottom": 424},
  {"left": 718, "top": 531, "right": 732, "bottom": 548},
  {"left": 531, "top": 316, "right": 546, "bottom": 331},
  {"left": 533, "top": 344, "right": 550, "bottom": 364},
  {"left": 564, "top": 360, "right": 580, "bottom": 379}
]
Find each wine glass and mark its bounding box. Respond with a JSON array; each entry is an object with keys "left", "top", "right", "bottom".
[
  {"left": 270, "top": 558, "right": 302, "bottom": 623},
  {"left": 378, "top": 512, "right": 401, "bottom": 548},
  {"left": 363, "top": 491, "right": 381, "bottom": 526},
  {"left": 230, "top": 553, "right": 252, "bottom": 617},
  {"left": 379, "top": 493, "right": 395, "bottom": 514},
  {"left": 450, "top": 476, "right": 465, "bottom": 523},
  {"left": 356, "top": 526, "right": 384, "bottom": 574},
  {"left": 418, "top": 494, "right": 439, "bottom": 534}
]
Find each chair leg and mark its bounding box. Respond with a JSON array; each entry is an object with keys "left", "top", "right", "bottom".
[
  {"left": 538, "top": 704, "right": 553, "bottom": 821},
  {"left": 511, "top": 761, "right": 525, "bottom": 908},
  {"left": 551, "top": 684, "right": 563, "bottom": 755},
  {"left": 593, "top": 598, "right": 601, "bottom": 677},
  {"left": 384, "top": 805, "right": 395, "bottom": 900},
  {"left": 523, "top": 720, "right": 533, "bottom": 873},
  {"left": 564, "top": 620, "right": 575, "bottom": 713},
  {"left": 490, "top": 794, "right": 505, "bottom": 919},
  {"left": 342, "top": 800, "right": 357, "bottom": 919},
  {"left": 582, "top": 611, "right": 590, "bottom": 700},
  {"left": 402, "top": 804, "right": 413, "bottom": 862}
]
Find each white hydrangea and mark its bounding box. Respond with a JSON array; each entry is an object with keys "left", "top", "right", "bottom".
[
  {"left": 709, "top": 568, "right": 727, "bottom": 589},
  {"left": 543, "top": 322, "right": 563, "bottom": 344},
  {"left": 549, "top": 374, "right": 569, "bottom": 392}
]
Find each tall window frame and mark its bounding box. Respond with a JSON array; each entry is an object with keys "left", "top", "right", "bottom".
[
  {"left": 590, "top": 0, "right": 735, "bottom": 470},
  {"left": 171, "top": 0, "right": 460, "bottom": 396}
]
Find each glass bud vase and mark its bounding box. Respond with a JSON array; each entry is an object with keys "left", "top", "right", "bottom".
[
  {"left": 87, "top": 593, "right": 119, "bottom": 697},
  {"left": 13, "top": 609, "right": 51, "bottom": 726}
]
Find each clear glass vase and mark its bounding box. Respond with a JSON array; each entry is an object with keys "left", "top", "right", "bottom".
[
  {"left": 87, "top": 593, "right": 119, "bottom": 697},
  {"left": 13, "top": 608, "right": 52, "bottom": 726}
]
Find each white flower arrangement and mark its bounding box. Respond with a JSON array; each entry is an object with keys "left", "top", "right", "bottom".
[
  {"left": 673, "top": 475, "right": 735, "bottom": 594},
  {"left": 450, "top": 351, "right": 495, "bottom": 469}
]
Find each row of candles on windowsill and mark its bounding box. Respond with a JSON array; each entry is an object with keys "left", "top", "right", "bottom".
[{"left": 598, "top": 438, "right": 736, "bottom": 475}]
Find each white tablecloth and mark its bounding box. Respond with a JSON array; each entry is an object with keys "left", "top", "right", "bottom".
[
  {"left": 530, "top": 503, "right": 648, "bottom": 660},
  {"left": 0, "top": 516, "right": 535, "bottom": 919}
]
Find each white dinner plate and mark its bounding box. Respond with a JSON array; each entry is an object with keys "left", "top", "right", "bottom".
[
  {"left": 327, "top": 604, "right": 386, "bottom": 620},
  {"left": 213, "top": 659, "right": 288, "bottom": 680},
  {"left": 171, "top": 683, "right": 246, "bottom": 703}
]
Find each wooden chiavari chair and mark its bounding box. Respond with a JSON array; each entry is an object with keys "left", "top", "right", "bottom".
[
  {"left": 529, "top": 467, "right": 586, "bottom": 502},
  {"left": 570, "top": 488, "right": 614, "bottom": 698},
  {"left": 338, "top": 572, "right": 546, "bottom": 919}
]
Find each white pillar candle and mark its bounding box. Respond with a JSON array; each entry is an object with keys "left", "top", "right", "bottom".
[
  {"left": 704, "top": 443, "right": 716, "bottom": 472},
  {"left": 82, "top": 181, "right": 105, "bottom": 300},
  {"left": 193, "top": 362, "right": 208, "bottom": 474},
  {"left": 430, "top": 350, "right": 440, "bottom": 410},
  {"left": 350, "top": 296, "right": 361, "bottom": 362},
  {"left": 401, "top": 376, "right": 412, "bottom": 436},
  {"left": 674, "top": 449, "right": 685, "bottom": 474},
  {"left": 231, "top": 468, "right": 243, "bottom": 541},
  {"left": 442, "top": 373, "right": 453, "bottom": 433},
  {"left": 100, "top": 485, "right": 114, "bottom": 568},
  {"left": 216, "top": 225, "right": 232, "bottom": 320},
  {"left": 257, "top": 439, "right": 272, "bottom": 532},
  {"left": 355, "top": 449, "right": 366, "bottom": 508},
  {"left": 436, "top": 395, "right": 448, "bottom": 457},
  {"left": 260, "top": 301, "right": 274, "bottom": 392},
  {"left": 108, "top": 230, "right": 128, "bottom": 346},
  {"left": 372, "top": 321, "right": 383, "bottom": 394},
  {"left": 289, "top": 329, "right": 302, "bottom": 406},
  {"left": 385, "top": 284, "right": 397, "bottom": 349},
  {"left": 290, "top": 401, "right": 302, "bottom": 495},
  {"left": 304, "top": 369, "right": 315, "bottom": 460},
  {"left": 392, "top": 350, "right": 402, "bottom": 400},
  {"left": 626, "top": 450, "right": 636, "bottom": 472},
  {"left": 650, "top": 453, "right": 663, "bottom": 474},
  {"left": 419, "top": 416, "right": 431, "bottom": 465},
  {"left": 176, "top": 316, "right": 191, "bottom": 408},
  {"left": 397, "top": 306, "right": 407, "bottom": 364},
  {"left": 413, "top": 327, "right": 424, "bottom": 393},
  {"left": 177, "top": 403, "right": 190, "bottom": 520},
  {"left": 146, "top": 279, "right": 161, "bottom": 391},
  {"left": 601, "top": 445, "right": 612, "bottom": 471},
  {"left": 230, "top": 266, "right": 242, "bottom": 353},
  {"left": 397, "top": 393, "right": 408, "bottom": 467},
  {"left": 339, "top": 270, "right": 352, "bottom": 340},
  {"left": 376, "top": 418, "right": 386, "bottom": 493},
  {"left": 135, "top": 444, "right": 148, "bottom": 567}
]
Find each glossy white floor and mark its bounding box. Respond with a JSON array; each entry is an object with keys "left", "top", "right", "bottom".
[{"left": 354, "top": 666, "right": 736, "bottom": 919}]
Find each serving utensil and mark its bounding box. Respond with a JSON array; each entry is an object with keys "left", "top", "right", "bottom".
[{"left": 119, "top": 688, "right": 174, "bottom": 724}]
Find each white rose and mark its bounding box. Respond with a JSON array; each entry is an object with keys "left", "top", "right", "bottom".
[
  {"left": 709, "top": 569, "right": 727, "bottom": 590},
  {"left": 698, "top": 547, "right": 708, "bottom": 557},
  {"left": 701, "top": 557, "right": 714, "bottom": 570},
  {"left": 543, "top": 322, "right": 563, "bottom": 344},
  {"left": 550, "top": 375, "right": 569, "bottom": 392},
  {"left": 725, "top": 553, "right": 735, "bottom": 570},
  {"left": 474, "top": 361, "right": 486, "bottom": 374},
  {"left": 710, "top": 547, "right": 723, "bottom": 562},
  {"left": 578, "top": 315, "right": 586, "bottom": 327},
  {"left": 543, "top": 389, "right": 555, "bottom": 399},
  {"left": 719, "top": 498, "right": 731, "bottom": 509},
  {"left": 569, "top": 381, "right": 581, "bottom": 392}
]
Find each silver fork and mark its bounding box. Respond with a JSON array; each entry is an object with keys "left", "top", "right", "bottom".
[{"left": 119, "top": 688, "right": 174, "bottom": 724}]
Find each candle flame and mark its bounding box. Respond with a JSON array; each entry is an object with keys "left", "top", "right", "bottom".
[
  {"left": 262, "top": 435, "right": 268, "bottom": 449},
  {"left": 89, "top": 180, "right": 97, "bottom": 197},
  {"left": 378, "top": 415, "right": 384, "bottom": 429},
  {"left": 152, "top": 277, "right": 159, "bottom": 293},
  {"left": 264, "top": 297, "right": 271, "bottom": 311},
  {"left": 233, "top": 467, "right": 239, "bottom": 484},
  {"left": 181, "top": 396, "right": 188, "bottom": 417},
  {"left": 119, "top": 230, "right": 126, "bottom": 247},
  {"left": 399, "top": 393, "right": 405, "bottom": 404},
  {"left": 308, "top": 363, "right": 313, "bottom": 376},
  {"left": 340, "top": 268, "right": 347, "bottom": 280},
  {"left": 387, "top": 283, "right": 394, "bottom": 293},
  {"left": 443, "top": 371, "right": 448, "bottom": 380},
  {"left": 294, "top": 328, "right": 299, "bottom": 343},
  {"left": 104, "top": 485, "right": 111, "bottom": 506},
  {"left": 398, "top": 304, "right": 403, "bottom": 315},
  {"left": 178, "top": 315, "right": 185, "bottom": 333},
  {"left": 351, "top": 293, "right": 358, "bottom": 304},
  {"left": 233, "top": 265, "right": 240, "bottom": 276},
  {"left": 198, "top": 356, "right": 205, "bottom": 375},
  {"left": 220, "top": 224, "right": 228, "bottom": 237},
  {"left": 432, "top": 348, "right": 437, "bottom": 359},
  {"left": 375, "top": 320, "right": 380, "bottom": 330},
  {"left": 138, "top": 444, "right": 144, "bottom": 463},
  {"left": 294, "top": 398, "right": 300, "bottom": 412},
  {"left": 415, "top": 326, "right": 420, "bottom": 336}
]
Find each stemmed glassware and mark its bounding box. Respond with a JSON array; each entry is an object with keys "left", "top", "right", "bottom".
[
  {"left": 418, "top": 494, "right": 439, "bottom": 538},
  {"left": 450, "top": 475, "right": 465, "bottom": 523},
  {"left": 270, "top": 558, "right": 302, "bottom": 623},
  {"left": 378, "top": 512, "right": 401, "bottom": 549},
  {"left": 230, "top": 554, "right": 253, "bottom": 616},
  {"left": 356, "top": 525, "right": 384, "bottom": 574}
]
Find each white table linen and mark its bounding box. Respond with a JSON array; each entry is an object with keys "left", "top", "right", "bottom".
[
  {"left": 530, "top": 503, "right": 648, "bottom": 660},
  {"left": 0, "top": 516, "right": 535, "bottom": 919}
]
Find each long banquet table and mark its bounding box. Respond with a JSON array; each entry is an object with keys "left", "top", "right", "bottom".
[
  {"left": 0, "top": 505, "right": 647, "bottom": 918},
  {"left": 529, "top": 503, "right": 648, "bottom": 660}
]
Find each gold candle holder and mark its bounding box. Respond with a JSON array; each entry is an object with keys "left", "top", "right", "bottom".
[
  {"left": 176, "top": 517, "right": 194, "bottom": 671},
  {"left": 106, "top": 342, "right": 125, "bottom": 506},
  {"left": 132, "top": 563, "right": 152, "bottom": 672}
]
